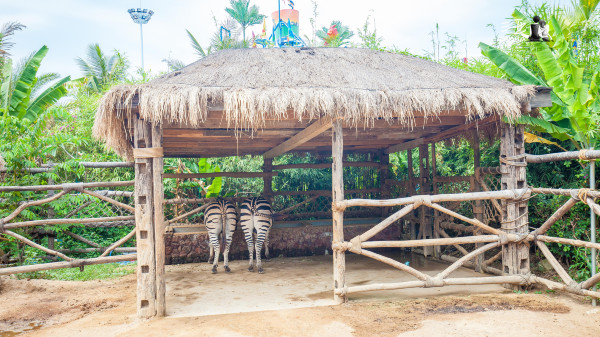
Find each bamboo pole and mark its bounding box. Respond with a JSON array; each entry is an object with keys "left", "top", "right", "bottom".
[
  {"left": 530, "top": 187, "right": 600, "bottom": 199},
  {"left": 438, "top": 254, "right": 503, "bottom": 275},
  {"left": 436, "top": 228, "right": 470, "bottom": 255},
  {"left": 436, "top": 242, "right": 500, "bottom": 279},
  {"left": 4, "top": 216, "right": 135, "bottom": 229},
  {"left": 166, "top": 204, "right": 210, "bottom": 225},
  {"left": 0, "top": 254, "right": 136, "bottom": 276},
  {"left": 339, "top": 189, "right": 527, "bottom": 209},
  {"left": 58, "top": 247, "right": 136, "bottom": 254},
  {"left": 163, "top": 172, "right": 278, "bottom": 179},
  {"left": 358, "top": 204, "right": 415, "bottom": 242},
  {"left": 338, "top": 275, "right": 528, "bottom": 295},
  {"left": 331, "top": 119, "right": 346, "bottom": 304},
  {"left": 3, "top": 230, "right": 72, "bottom": 261},
  {"left": 0, "top": 181, "right": 134, "bottom": 192},
  {"left": 100, "top": 228, "right": 137, "bottom": 257},
  {"left": 484, "top": 251, "right": 502, "bottom": 266},
  {"left": 278, "top": 195, "right": 319, "bottom": 214},
  {"left": 62, "top": 230, "right": 101, "bottom": 248},
  {"left": 83, "top": 189, "right": 134, "bottom": 213},
  {"left": 357, "top": 235, "right": 498, "bottom": 249},
  {"left": 428, "top": 202, "right": 501, "bottom": 235},
  {"left": 273, "top": 161, "right": 381, "bottom": 170},
  {"left": 535, "top": 241, "right": 574, "bottom": 285},
  {"left": 536, "top": 235, "right": 600, "bottom": 251},
  {"left": 532, "top": 198, "right": 578, "bottom": 235},
  {"left": 526, "top": 150, "right": 600, "bottom": 163},
  {"left": 360, "top": 249, "right": 429, "bottom": 280}
]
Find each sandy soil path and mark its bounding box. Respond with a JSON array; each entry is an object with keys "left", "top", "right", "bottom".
[{"left": 1, "top": 254, "right": 598, "bottom": 336}]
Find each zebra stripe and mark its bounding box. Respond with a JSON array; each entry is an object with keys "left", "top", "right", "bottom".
[
  {"left": 240, "top": 197, "right": 273, "bottom": 274},
  {"left": 204, "top": 198, "right": 237, "bottom": 274}
]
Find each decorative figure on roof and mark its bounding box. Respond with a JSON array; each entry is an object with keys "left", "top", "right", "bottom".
[{"left": 528, "top": 15, "right": 550, "bottom": 42}]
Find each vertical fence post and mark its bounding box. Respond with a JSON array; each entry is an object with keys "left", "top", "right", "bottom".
[
  {"left": 432, "top": 143, "right": 441, "bottom": 257},
  {"left": 591, "top": 158, "right": 597, "bottom": 306},
  {"left": 472, "top": 132, "right": 484, "bottom": 273},
  {"left": 500, "top": 122, "right": 530, "bottom": 286},
  {"left": 419, "top": 144, "right": 433, "bottom": 256},
  {"left": 407, "top": 148, "right": 416, "bottom": 241},
  {"left": 331, "top": 119, "right": 346, "bottom": 303},
  {"left": 379, "top": 151, "right": 390, "bottom": 217},
  {"left": 134, "top": 117, "right": 158, "bottom": 318},
  {"left": 263, "top": 158, "right": 274, "bottom": 204}
]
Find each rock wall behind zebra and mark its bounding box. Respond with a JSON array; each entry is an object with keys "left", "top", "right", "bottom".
[{"left": 165, "top": 224, "right": 402, "bottom": 265}]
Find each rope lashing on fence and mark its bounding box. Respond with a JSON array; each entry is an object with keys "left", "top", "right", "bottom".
[
  {"left": 133, "top": 147, "right": 163, "bottom": 159},
  {"left": 423, "top": 277, "right": 444, "bottom": 288},
  {"left": 412, "top": 195, "right": 433, "bottom": 208},
  {"left": 567, "top": 280, "right": 584, "bottom": 295},
  {"left": 62, "top": 183, "right": 84, "bottom": 192},
  {"left": 578, "top": 149, "right": 589, "bottom": 161},
  {"left": 499, "top": 154, "right": 527, "bottom": 167}
]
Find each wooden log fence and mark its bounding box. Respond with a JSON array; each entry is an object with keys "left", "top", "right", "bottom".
[
  {"left": 0, "top": 254, "right": 136, "bottom": 276},
  {"left": 330, "top": 186, "right": 600, "bottom": 299},
  {"left": 0, "top": 180, "right": 137, "bottom": 275}
]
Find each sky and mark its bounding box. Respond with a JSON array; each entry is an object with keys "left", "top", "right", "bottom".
[{"left": 1, "top": 0, "right": 571, "bottom": 79}]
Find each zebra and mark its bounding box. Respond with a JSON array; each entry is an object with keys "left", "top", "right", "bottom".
[
  {"left": 204, "top": 199, "right": 237, "bottom": 274},
  {"left": 240, "top": 197, "right": 273, "bottom": 273}
]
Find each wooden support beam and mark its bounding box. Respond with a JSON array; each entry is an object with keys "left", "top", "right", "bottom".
[
  {"left": 134, "top": 118, "right": 158, "bottom": 318},
  {"left": 163, "top": 172, "right": 278, "bottom": 179},
  {"left": 263, "top": 118, "right": 337, "bottom": 158},
  {"left": 331, "top": 119, "right": 346, "bottom": 304},
  {"left": 500, "top": 121, "right": 530, "bottom": 287},
  {"left": 472, "top": 131, "right": 484, "bottom": 273},
  {"left": 385, "top": 115, "right": 499, "bottom": 154}
]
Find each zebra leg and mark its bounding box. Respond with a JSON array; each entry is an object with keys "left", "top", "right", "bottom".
[
  {"left": 223, "top": 226, "right": 234, "bottom": 273},
  {"left": 211, "top": 241, "right": 220, "bottom": 274},
  {"left": 255, "top": 240, "right": 265, "bottom": 274},
  {"left": 264, "top": 228, "right": 271, "bottom": 261},
  {"left": 246, "top": 234, "right": 255, "bottom": 272},
  {"left": 208, "top": 243, "right": 214, "bottom": 264}
]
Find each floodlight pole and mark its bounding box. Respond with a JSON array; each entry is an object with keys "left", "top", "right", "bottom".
[
  {"left": 139, "top": 22, "right": 145, "bottom": 72},
  {"left": 128, "top": 8, "right": 154, "bottom": 74}
]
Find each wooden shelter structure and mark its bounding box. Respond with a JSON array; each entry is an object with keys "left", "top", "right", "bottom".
[{"left": 4, "top": 48, "right": 600, "bottom": 319}]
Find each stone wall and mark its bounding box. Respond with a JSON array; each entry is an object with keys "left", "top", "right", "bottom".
[{"left": 165, "top": 223, "right": 402, "bottom": 265}]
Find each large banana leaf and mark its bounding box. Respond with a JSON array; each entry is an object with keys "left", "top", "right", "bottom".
[
  {"left": 512, "top": 115, "right": 573, "bottom": 141},
  {"left": 0, "top": 58, "right": 12, "bottom": 114},
  {"left": 8, "top": 45, "right": 48, "bottom": 120},
  {"left": 479, "top": 42, "right": 545, "bottom": 86},
  {"left": 26, "top": 75, "right": 70, "bottom": 121}
]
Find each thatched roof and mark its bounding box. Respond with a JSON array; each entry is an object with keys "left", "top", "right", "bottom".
[{"left": 94, "top": 48, "right": 536, "bottom": 158}]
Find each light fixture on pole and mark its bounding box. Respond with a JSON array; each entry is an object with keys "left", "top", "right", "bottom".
[{"left": 128, "top": 7, "right": 154, "bottom": 72}]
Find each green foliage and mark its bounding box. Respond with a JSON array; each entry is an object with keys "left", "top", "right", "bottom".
[
  {"left": 75, "top": 44, "right": 129, "bottom": 93},
  {"left": 15, "top": 262, "right": 136, "bottom": 281},
  {"left": 186, "top": 29, "right": 211, "bottom": 58},
  {"left": 225, "top": 0, "right": 266, "bottom": 42},
  {"left": 356, "top": 14, "right": 383, "bottom": 50}
]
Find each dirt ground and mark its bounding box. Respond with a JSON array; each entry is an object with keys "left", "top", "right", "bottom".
[{"left": 1, "top": 253, "right": 599, "bottom": 336}]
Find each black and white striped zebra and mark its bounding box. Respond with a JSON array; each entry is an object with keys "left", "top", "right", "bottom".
[
  {"left": 204, "top": 199, "right": 237, "bottom": 274},
  {"left": 240, "top": 197, "right": 273, "bottom": 273}
]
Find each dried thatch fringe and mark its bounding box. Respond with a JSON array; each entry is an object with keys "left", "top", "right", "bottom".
[{"left": 92, "top": 48, "right": 536, "bottom": 160}]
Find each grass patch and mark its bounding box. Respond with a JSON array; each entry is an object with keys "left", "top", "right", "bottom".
[{"left": 14, "top": 262, "right": 136, "bottom": 281}]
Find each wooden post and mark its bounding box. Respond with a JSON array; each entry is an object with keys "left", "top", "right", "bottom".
[
  {"left": 134, "top": 117, "right": 158, "bottom": 318},
  {"left": 472, "top": 131, "right": 484, "bottom": 272},
  {"left": 263, "top": 158, "right": 273, "bottom": 203},
  {"left": 331, "top": 120, "right": 346, "bottom": 303},
  {"left": 379, "top": 151, "right": 390, "bottom": 217},
  {"left": 407, "top": 149, "right": 416, "bottom": 241},
  {"left": 432, "top": 143, "right": 441, "bottom": 257},
  {"left": 500, "top": 122, "right": 530, "bottom": 285},
  {"left": 419, "top": 144, "right": 433, "bottom": 256},
  {"left": 152, "top": 124, "right": 166, "bottom": 317}
]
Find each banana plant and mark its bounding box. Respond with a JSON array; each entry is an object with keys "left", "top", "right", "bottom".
[
  {"left": 1, "top": 45, "right": 70, "bottom": 121},
  {"left": 480, "top": 14, "right": 600, "bottom": 150}
]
